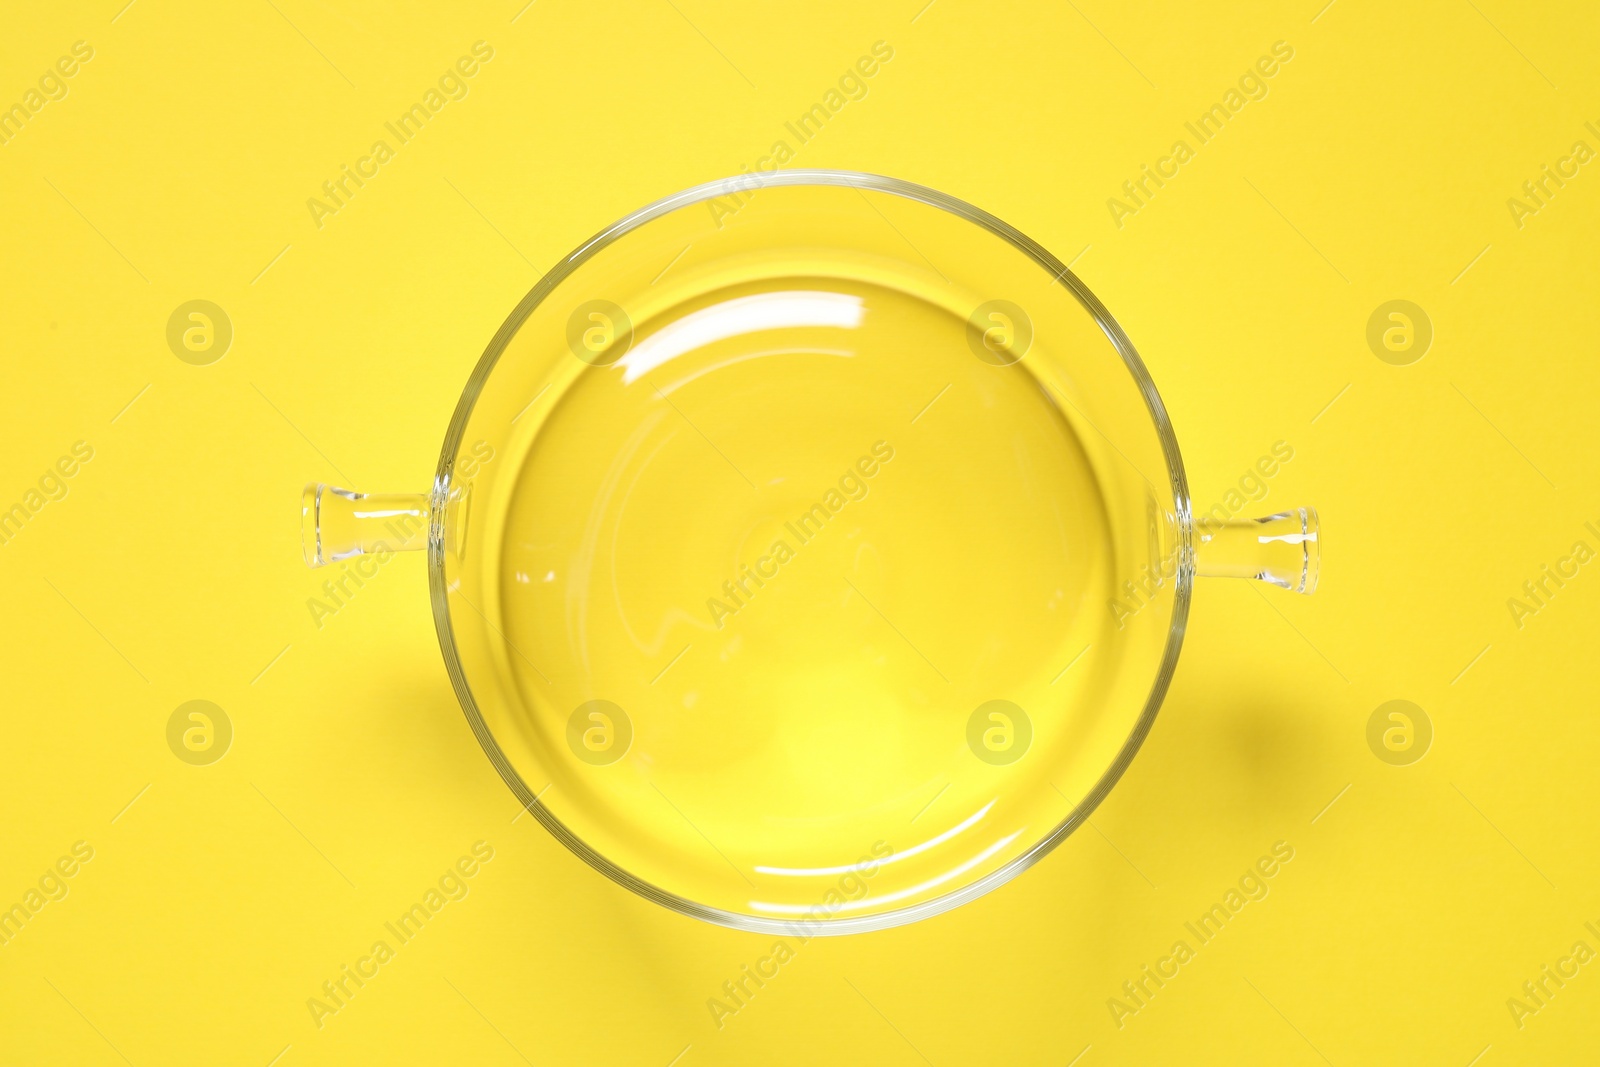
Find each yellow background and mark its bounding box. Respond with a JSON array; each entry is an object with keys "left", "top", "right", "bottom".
[{"left": 3, "top": 0, "right": 1598, "bottom": 1063}]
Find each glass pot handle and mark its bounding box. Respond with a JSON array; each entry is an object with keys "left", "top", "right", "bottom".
[
  {"left": 1193, "top": 507, "right": 1320, "bottom": 594},
  {"left": 301, "top": 487, "right": 1319, "bottom": 593},
  {"left": 301, "top": 484, "right": 429, "bottom": 567}
]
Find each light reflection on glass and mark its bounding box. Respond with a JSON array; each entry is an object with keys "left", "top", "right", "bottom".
[
  {"left": 617, "top": 290, "right": 865, "bottom": 384},
  {"left": 753, "top": 800, "right": 996, "bottom": 877},
  {"left": 747, "top": 831, "right": 1024, "bottom": 916}
]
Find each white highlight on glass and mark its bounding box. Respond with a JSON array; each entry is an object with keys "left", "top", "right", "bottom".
[
  {"left": 618, "top": 291, "right": 864, "bottom": 384},
  {"left": 753, "top": 800, "right": 995, "bottom": 878},
  {"left": 747, "top": 830, "right": 1023, "bottom": 915}
]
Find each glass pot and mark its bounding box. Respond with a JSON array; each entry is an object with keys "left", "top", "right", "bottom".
[{"left": 301, "top": 171, "right": 1319, "bottom": 935}]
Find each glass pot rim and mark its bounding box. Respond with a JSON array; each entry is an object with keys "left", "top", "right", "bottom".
[{"left": 428, "top": 168, "right": 1195, "bottom": 935}]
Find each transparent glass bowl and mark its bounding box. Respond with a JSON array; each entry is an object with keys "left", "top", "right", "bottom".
[{"left": 301, "top": 171, "right": 1319, "bottom": 935}]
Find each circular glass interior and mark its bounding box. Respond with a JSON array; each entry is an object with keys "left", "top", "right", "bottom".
[{"left": 440, "top": 175, "right": 1181, "bottom": 931}]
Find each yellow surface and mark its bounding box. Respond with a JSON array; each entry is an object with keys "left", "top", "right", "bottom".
[{"left": 2, "top": 1, "right": 1598, "bottom": 1063}]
